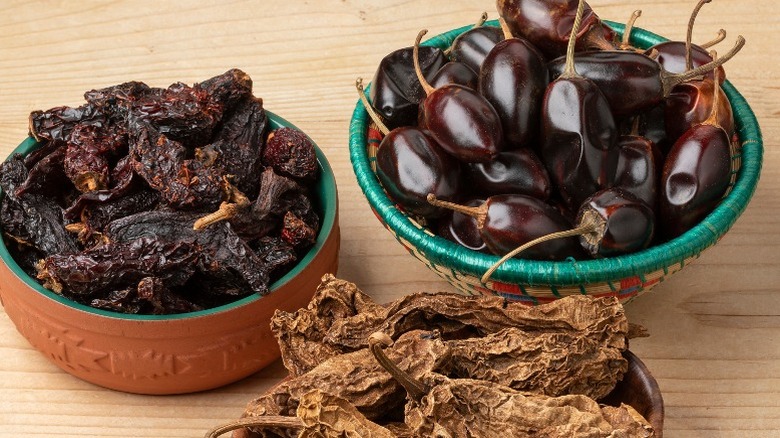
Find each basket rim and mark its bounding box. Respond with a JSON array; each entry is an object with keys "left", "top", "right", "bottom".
[{"left": 349, "top": 20, "right": 763, "bottom": 287}]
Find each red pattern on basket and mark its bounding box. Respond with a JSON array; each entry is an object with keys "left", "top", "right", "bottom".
[
  {"left": 367, "top": 126, "right": 384, "bottom": 143},
  {"left": 491, "top": 281, "right": 523, "bottom": 295}
]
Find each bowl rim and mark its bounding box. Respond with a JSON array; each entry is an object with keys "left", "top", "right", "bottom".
[
  {"left": 348, "top": 20, "right": 763, "bottom": 287},
  {"left": 0, "top": 110, "right": 338, "bottom": 321}
]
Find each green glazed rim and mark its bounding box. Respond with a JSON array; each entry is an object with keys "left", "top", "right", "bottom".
[
  {"left": 348, "top": 20, "right": 762, "bottom": 287},
  {"left": 0, "top": 111, "right": 338, "bottom": 320}
]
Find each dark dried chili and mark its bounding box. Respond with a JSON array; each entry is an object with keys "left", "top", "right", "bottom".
[{"left": 2, "top": 69, "right": 321, "bottom": 314}]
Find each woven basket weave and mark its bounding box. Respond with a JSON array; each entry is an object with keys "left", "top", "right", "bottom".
[{"left": 349, "top": 21, "right": 762, "bottom": 304}]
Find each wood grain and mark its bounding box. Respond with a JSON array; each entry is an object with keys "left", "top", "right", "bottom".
[{"left": 1, "top": 0, "right": 778, "bottom": 436}]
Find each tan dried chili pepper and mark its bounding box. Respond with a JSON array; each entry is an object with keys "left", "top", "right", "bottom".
[
  {"left": 405, "top": 377, "right": 654, "bottom": 438},
  {"left": 243, "top": 330, "right": 449, "bottom": 424},
  {"left": 444, "top": 325, "right": 627, "bottom": 400},
  {"left": 273, "top": 277, "right": 631, "bottom": 400},
  {"left": 369, "top": 332, "right": 654, "bottom": 438},
  {"left": 205, "top": 390, "right": 396, "bottom": 438},
  {"left": 271, "top": 274, "right": 386, "bottom": 376}
]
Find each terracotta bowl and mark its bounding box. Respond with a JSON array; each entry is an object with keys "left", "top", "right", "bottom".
[
  {"left": 0, "top": 112, "right": 340, "bottom": 395},
  {"left": 602, "top": 350, "right": 665, "bottom": 436}
]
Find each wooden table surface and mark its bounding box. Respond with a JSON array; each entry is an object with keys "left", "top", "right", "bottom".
[{"left": 0, "top": 0, "right": 777, "bottom": 436}]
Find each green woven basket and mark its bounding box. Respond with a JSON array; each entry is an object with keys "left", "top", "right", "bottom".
[{"left": 349, "top": 21, "right": 762, "bottom": 304}]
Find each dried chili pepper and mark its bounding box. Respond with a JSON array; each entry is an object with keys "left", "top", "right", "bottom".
[
  {"left": 194, "top": 168, "right": 310, "bottom": 242},
  {"left": 14, "top": 145, "right": 72, "bottom": 198},
  {"left": 445, "top": 325, "right": 627, "bottom": 400},
  {"left": 28, "top": 104, "right": 105, "bottom": 143},
  {"left": 70, "top": 189, "right": 160, "bottom": 244},
  {"left": 253, "top": 236, "right": 298, "bottom": 279},
  {"left": 4, "top": 70, "right": 320, "bottom": 314},
  {"left": 405, "top": 376, "right": 654, "bottom": 437},
  {"left": 63, "top": 155, "right": 143, "bottom": 221},
  {"left": 369, "top": 334, "right": 653, "bottom": 438},
  {"left": 280, "top": 211, "right": 317, "bottom": 250},
  {"left": 271, "top": 274, "right": 387, "bottom": 377},
  {"left": 272, "top": 277, "right": 631, "bottom": 402},
  {"left": 105, "top": 210, "right": 271, "bottom": 295},
  {"left": 242, "top": 330, "right": 449, "bottom": 422},
  {"left": 90, "top": 276, "right": 202, "bottom": 315},
  {"left": 84, "top": 81, "right": 152, "bottom": 123},
  {"left": 127, "top": 69, "right": 252, "bottom": 147},
  {"left": 36, "top": 237, "right": 198, "bottom": 295},
  {"left": 262, "top": 127, "right": 318, "bottom": 182},
  {"left": 198, "top": 95, "right": 267, "bottom": 197},
  {"left": 325, "top": 292, "right": 627, "bottom": 352},
  {"left": 129, "top": 123, "right": 226, "bottom": 210},
  {"left": 64, "top": 122, "right": 128, "bottom": 192},
  {"left": 206, "top": 390, "right": 396, "bottom": 438},
  {"left": 0, "top": 155, "right": 77, "bottom": 257}
]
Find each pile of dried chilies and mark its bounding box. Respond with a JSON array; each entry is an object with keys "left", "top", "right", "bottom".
[
  {"left": 206, "top": 275, "right": 654, "bottom": 438},
  {"left": 0, "top": 69, "right": 322, "bottom": 314}
]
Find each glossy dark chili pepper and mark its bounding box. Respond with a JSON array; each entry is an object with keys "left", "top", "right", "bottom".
[
  {"left": 647, "top": 0, "right": 726, "bottom": 83},
  {"left": 497, "top": 0, "right": 615, "bottom": 60},
  {"left": 436, "top": 198, "right": 488, "bottom": 252},
  {"left": 547, "top": 35, "right": 744, "bottom": 117},
  {"left": 479, "top": 18, "right": 548, "bottom": 149},
  {"left": 540, "top": 0, "right": 618, "bottom": 212},
  {"left": 613, "top": 135, "right": 658, "bottom": 209},
  {"left": 467, "top": 149, "right": 550, "bottom": 200},
  {"left": 479, "top": 187, "right": 654, "bottom": 282},
  {"left": 369, "top": 46, "right": 446, "bottom": 130},
  {"left": 651, "top": 42, "right": 725, "bottom": 83},
  {"left": 660, "top": 121, "right": 732, "bottom": 238},
  {"left": 619, "top": 105, "right": 669, "bottom": 157},
  {"left": 429, "top": 61, "right": 479, "bottom": 90},
  {"left": 665, "top": 78, "right": 734, "bottom": 144},
  {"left": 376, "top": 127, "right": 462, "bottom": 218},
  {"left": 449, "top": 23, "right": 504, "bottom": 74},
  {"left": 414, "top": 30, "right": 504, "bottom": 163},
  {"left": 660, "top": 51, "right": 733, "bottom": 239},
  {"left": 358, "top": 78, "right": 462, "bottom": 218},
  {"left": 576, "top": 188, "right": 655, "bottom": 257},
  {"left": 428, "top": 194, "right": 583, "bottom": 261}
]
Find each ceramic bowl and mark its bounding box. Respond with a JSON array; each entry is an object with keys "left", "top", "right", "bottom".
[
  {"left": 603, "top": 350, "right": 664, "bottom": 436},
  {"left": 348, "top": 21, "right": 762, "bottom": 304},
  {"left": 0, "top": 112, "right": 340, "bottom": 395}
]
